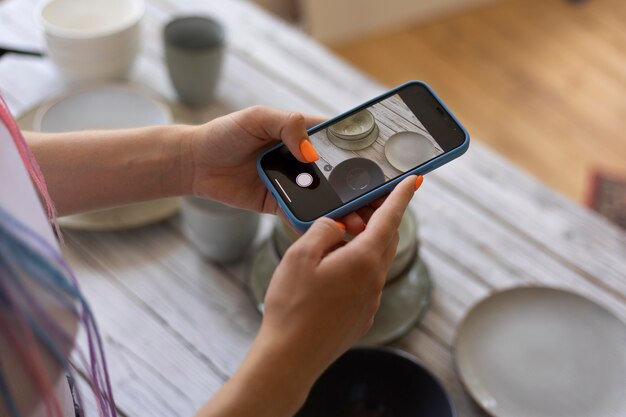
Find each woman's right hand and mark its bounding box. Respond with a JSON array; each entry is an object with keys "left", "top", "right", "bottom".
[
  {"left": 261, "top": 175, "right": 420, "bottom": 397},
  {"left": 196, "top": 175, "right": 421, "bottom": 417}
]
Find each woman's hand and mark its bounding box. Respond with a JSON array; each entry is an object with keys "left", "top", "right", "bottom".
[
  {"left": 196, "top": 176, "right": 421, "bottom": 417},
  {"left": 185, "top": 106, "right": 371, "bottom": 235},
  {"left": 261, "top": 174, "right": 418, "bottom": 380},
  {"left": 187, "top": 105, "right": 322, "bottom": 209},
  {"left": 26, "top": 105, "right": 384, "bottom": 223}
]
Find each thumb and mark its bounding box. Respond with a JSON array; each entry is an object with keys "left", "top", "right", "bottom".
[
  {"left": 254, "top": 107, "right": 324, "bottom": 164},
  {"left": 279, "top": 111, "right": 321, "bottom": 164},
  {"left": 288, "top": 217, "right": 346, "bottom": 262}
]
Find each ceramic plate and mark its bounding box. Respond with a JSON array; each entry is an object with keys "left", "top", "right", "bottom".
[
  {"left": 454, "top": 287, "right": 626, "bottom": 417},
  {"left": 34, "top": 84, "right": 179, "bottom": 230},
  {"left": 328, "top": 158, "right": 385, "bottom": 202},
  {"left": 384, "top": 131, "right": 441, "bottom": 172}
]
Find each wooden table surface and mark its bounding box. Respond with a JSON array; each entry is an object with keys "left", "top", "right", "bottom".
[{"left": 1, "top": 1, "right": 625, "bottom": 416}]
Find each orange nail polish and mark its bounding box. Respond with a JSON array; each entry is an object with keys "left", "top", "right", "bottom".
[
  {"left": 300, "top": 139, "right": 319, "bottom": 163},
  {"left": 335, "top": 221, "right": 346, "bottom": 231},
  {"left": 415, "top": 175, "right": 424, "bottom": 190}
]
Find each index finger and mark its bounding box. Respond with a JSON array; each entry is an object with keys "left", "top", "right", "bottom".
[{"left": 354, "top": 175, "right": 419, "bottom": 249}]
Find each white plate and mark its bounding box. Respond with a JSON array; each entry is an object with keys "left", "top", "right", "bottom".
[
  {"left": 34, "top": 84, "right": 170, "bottom": 132},
  {"left": 34, "top": 84, "right": 179, "bottom": 230},
  {"left": 454, "top": 287, "right": 626, "bottom": 417},
  {"left": 383, "top": 131, "right": 441, "bottom": 172}
]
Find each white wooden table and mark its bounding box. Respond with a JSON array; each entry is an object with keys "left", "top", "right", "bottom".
[{"left": 1, "top": 1, "right": 625, "bottom": 416}]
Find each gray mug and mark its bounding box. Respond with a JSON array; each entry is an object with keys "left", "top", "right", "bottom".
[
  {"left": 164, "top": 16, "right": 225, "bottom": 105},
  {"left": 181, "top": 197, "right": 260, "bottom": 263}
]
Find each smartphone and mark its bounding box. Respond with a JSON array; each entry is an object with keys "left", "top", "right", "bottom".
[{"left": 257, "top": 81, "right": 469, "bottom": 231}]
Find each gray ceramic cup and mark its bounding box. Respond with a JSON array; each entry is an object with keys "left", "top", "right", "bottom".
[
  {"left": 181, "top": 197, "right": 259, "bottom": 263},
  {"left": 163, "top": 16, "right": 225, "bottom": 105}
]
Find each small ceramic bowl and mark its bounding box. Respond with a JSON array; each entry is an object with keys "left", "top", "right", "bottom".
[
  {"left": 329, "top": 109, "right": 375, "bottom": 140},
  {"left": 295, "top": 347, "right": 456, "bottom": 417},
  {"left": 36, "top": 0, "right": 144, "bottom": 82},
  {"left": 326, "top": 123, "right": 379, "bottom": 151}
]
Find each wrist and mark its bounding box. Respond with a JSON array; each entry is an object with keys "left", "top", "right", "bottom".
[
  {"left": 224, "top": 328, "right": 318, "bottom": 416},
  {"left": 174, "top": 123, "right": 200, "bottom": 197}
]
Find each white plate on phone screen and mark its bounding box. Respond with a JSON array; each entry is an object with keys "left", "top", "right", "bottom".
[
  {"left": 383, "top": 131, "right": 441, "bottom": 172},
  {"left": 34, "top": 84, "right": 179, "bottom": 230},
  {"left": 454, "top": 287, "right": 626, "bottom": 417}
]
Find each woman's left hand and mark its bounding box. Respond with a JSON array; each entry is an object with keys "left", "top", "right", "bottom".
[{"left": 185, "top": 105, "right": 370, "bottom": 235}]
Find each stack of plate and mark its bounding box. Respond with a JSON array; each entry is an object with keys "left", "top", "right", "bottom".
[{"left": 326, "top": 109, "right": 379, "bottom": 151}]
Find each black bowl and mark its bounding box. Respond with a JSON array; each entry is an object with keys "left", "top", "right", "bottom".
[{"left": 295, "top": 347, "right": 456, "bottom": 417}]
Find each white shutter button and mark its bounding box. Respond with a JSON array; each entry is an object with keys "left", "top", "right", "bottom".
[{"left": 296, "top": 172, "right": 314, "bottom": 188}]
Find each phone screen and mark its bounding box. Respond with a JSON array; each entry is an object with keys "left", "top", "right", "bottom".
[{"left": 260, "top": 82, "right": 466, "bottom": 222}]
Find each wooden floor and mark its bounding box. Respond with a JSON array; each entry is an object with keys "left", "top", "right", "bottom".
[{"left": 332, "top": 0, "right": 626, "bottom": 203}]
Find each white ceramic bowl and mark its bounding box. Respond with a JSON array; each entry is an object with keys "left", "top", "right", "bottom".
[{"left": 37, "top": 0, "right": 145, "bottom": 83}]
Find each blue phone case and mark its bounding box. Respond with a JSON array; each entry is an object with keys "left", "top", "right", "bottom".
[{"left": 257, "top": 80, "right": 470, "bottom": 231}]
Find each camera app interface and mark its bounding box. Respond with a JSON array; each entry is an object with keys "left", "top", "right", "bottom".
[
  {"left": 262, "top": 92, "right": 445, "bottom": 221},
  {"left": 310, "top": 93, "right": 443, "bottom": 203}
]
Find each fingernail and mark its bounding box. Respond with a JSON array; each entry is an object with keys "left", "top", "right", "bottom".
[
  {"left": 335, "top": 221, "right": 346, "bottom": 231},
  {"left": 300, "top": 139, "right": 319, "bottom": 163},
  {"left": 414, "top": 175, "right": 424, "bottom": 190}
]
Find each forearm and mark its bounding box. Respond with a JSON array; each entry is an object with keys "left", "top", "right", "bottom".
[
  {"left": 195, "top": 330, "right": 319, "bottom": 417},
  {"left": 26, "top": 125, "right": 196, "bottom": 216}
]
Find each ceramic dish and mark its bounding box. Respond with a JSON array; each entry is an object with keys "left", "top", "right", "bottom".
[
  {"left": 34, "top": 84, "right": 179, "bottom": 230},
  {"left": 454, "top": 287, "right": 626, "bottom": 417},
  {"left": 328, "top": 109, "right": 375, "bottom": 140},
  {"left": 384, "top": 131, "right": 441, "bottom": 172},
  {"left": 37, "top": 0, "right": 144, "bottom": 82},
  {"left": 328, "top": 158, "right": 385, "bottom": 202},
  {"left": 326, "top": 123, "right": 379, "bottom": 151},
  {"left": 296, "top": 347, "right": 456, "bottom": 417}
]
